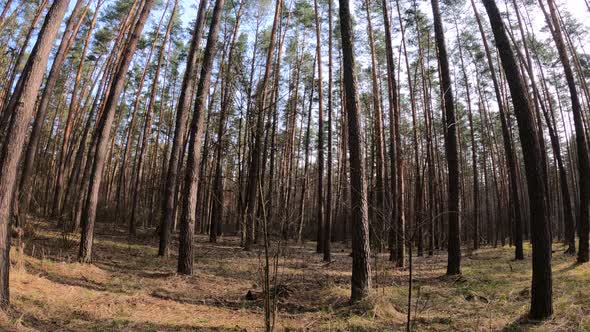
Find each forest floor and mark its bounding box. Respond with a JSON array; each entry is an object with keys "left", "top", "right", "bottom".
[{"left": 0, "top": 218, "right": 589, "bottom": 331}]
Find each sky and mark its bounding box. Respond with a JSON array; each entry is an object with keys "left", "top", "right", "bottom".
[
  {"left": 177, "top": 0, "right": 590, "bottom": 26},
  {"left": 173, "top": 0, "right": 590, "bottom": 62},
  {"left": 57, "top": 0, "right": 590, "bottom": 51}
]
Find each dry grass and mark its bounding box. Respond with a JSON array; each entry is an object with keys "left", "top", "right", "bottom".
[{"left": 0, "top": 218, "right": 588, "bottom": 331}]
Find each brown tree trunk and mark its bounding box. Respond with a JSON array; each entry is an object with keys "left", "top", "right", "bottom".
[
  {"left": 431, "top": 0, "right": 461, "bottom": 275},
  {"left": 339, "top": 0, "right": 372, "bottom": 303},
  {"left": 541, "top": 0, "right": 590, "bottom": 263},
  {"left": 243, "top": 0, "right": 281, "bottom": 251},
  {"left": 0, "top": 0, "right": 47, "bottom": 122},
  {"left": 0, "top": 0, "right": 13, "bottom": 25},
  {"left": 381, "top": 0, "right": 404, "bottom": 266},
  {"left": 470, "top": 0, "right": 523, "bottom": 259},
  {"left": 158, "top": 0, "right": 207, "bottom": 257},
  {"left": 313, "top": 0, "right": 325, "bottom": 254},
  {"left": 211, "top": 1, "right": 244, "bottom": 243},
  {"left": 130, "top": 0, "right": 176, "bottom": 236},
  {"left": 455, "top": 20, "right": 479, "bottom": 250},
  {"left": 297, "top": 60, "right": 315, "bottom": 245},
  {"left": 323, "top": 0, "right": 334, "bottom": 262},
  {"left": 78, "top": 0, "right": 156, "bottom": 263},
  {"left": 0, "top": 0, "right": 71, "bottom": 305},
  {"left": 15, "top": 0, "right": 87, "bottom": 223},
  {"left": 482, "top": 0, "right": 552, "bottom": 320},
  {"left": 51, "top": 0, "right": 101, "bottom": 218},
  {"left": 365, "top": 0, "right": 386, "bottom": 254},
  {"left": 397, "top": 0, "right": 424, "bottom": 257},
  {"left": 536, "top": 60, "right": 576, "bottom": 254},
  {"left": 177, "top": 0, "right": 224, "bottom": 275}
]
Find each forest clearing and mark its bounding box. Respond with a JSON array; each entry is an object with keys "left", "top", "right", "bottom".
[{"left": 0, "top": 218, "right": 587, "bottom": 331}]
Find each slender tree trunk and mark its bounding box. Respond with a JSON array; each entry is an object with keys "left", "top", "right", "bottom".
[
  {"left": 0, "top": 0, "right": 71, "bottom": 305},
  {"left": 177, "top": 0, "right": 224, "bottom": 275},
  {"left": 313, "top": 0, "right": 325, "bottom": 254},
  {"left": 0, "top": 0, "right": 47, "bottom": 122},
  {"left": 381, "top": 0, "right": 403, "bottom": 266},
  {"left": 16, "top": 0, "right": 87, "bottom": 223},
  {"left": 0, "top": 0, "right": 13, "bottom": 25},
  {"left": 211, "top": 1, "right": 244, "bottom": 243},
  {"left": 339, "top": 0, "right": 372, "bottom": 303},
  {"left": 365, "top": 0, "right": 386, "bottom": 254},
  {"left": 78, "top": 0, "right": 156, "bottom": 263},
  {"left": 158, "top": 0, "right": 207, "bottom": 257},
  {"left": 431, "top": 0, "right": 461, "bottom": 275},
  {"left": 455, "top": 21, "right": 479, "bottom": 250},
  {"left": 536, "top": 60, "right": 576, "bottom": 254},
  {"left": 52, "top": 0, "right": 102, "bottom": 218},
  {"left": 297, "top": 69, "right": 314, "bottom": 245},
  {"left": 397, "top": 0, "right": 424, "bottom": 257},
  {"left": 470, "top": 0, "right": 523, "bottom": 259},
  {"left": 130, "top": 0, "right": 176, "bottom": 236},
  {"left": 244, "top": 0, "right": 281, "bottom": 251},
  {"left": 323, "top": 0, "right": 334, "bottom": 262},
  {"left": 541, "top": 0, "right": 590, "bottom": 263},
  {"left": 482, "top": 0, "right": 552, "bottom": 320}
]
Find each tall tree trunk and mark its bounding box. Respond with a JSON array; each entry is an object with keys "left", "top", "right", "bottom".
[
  {"left": 158, "top": 0, "right": 207, "bottom": 257},
  {"left": 323, "top": 0, "right": 334, "bottom": 262},
  {"left": 16, "top": 0, "right": 87, "bottom": 223},
  {"left": 430, "top": 0, "right": 461, "bottom": 275},
  {"left": 211, "top": 1, "right": 244, "bottom": 243},
  {"left": 0, "top": 0, "right": 47, "bottom": 122},
  {"left": 177, "top": 0, "right": 224, "bottom": 275},
  {"left": 0, "top": 0, "right": 13, "bottom": 26},
  {"left": 297, "top": 67, "right": 314, "bottom": 245},
  {"left": 482, "top": 0, "right": 552, "bottom": 320},
  {"left": 381, "top": 0, "right": 404, "bottom": 266},
  {"left": 339, "top": 0, "right": 372, "bottom": 303},
  {"left": 313, "top": 0, "right": 325, "bottom": 254},
  {"left": 130, "top": 0, "right": 176, "bottom": 236},
  {"left": 365, "top": 0, "right": 386, "bottom": 254},
  {"left": 536, "top": 59, "right": 576, "bottom": 254},
  {"left": 418, "top": 24, "right": 436, "bottom": 256},
  {"left": 455, "top": 20, "right": 479, "bottom": 250},
  {"left": 0, "top": 0, "right": 71, "bottom": 305},
  {"left": 78, "top": 0, "right": 156, "bottom": 263},
  {"left": 52, "top": 0, "right": 102, "bottom": 218},
  {"left": 397, "top": 0, "right": 424, "bottom": 257},
  {"left": 243, "top": 0, "right": 281, "bottom": 251},
  {"left": 469, "top": 0, "right": 523, "bottom": 259},
  {"left": 541, "top": 0, "right": 590, "bottom": 263}
]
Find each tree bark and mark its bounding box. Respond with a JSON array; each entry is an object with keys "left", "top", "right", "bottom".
[
  {"left": 339, "top": 0, "right": 372, "bottom": 303},
  {"left": 313, "top": 0, "right": 325, "bottom": 255},
  {"left": 16, "top": 0, "right": 87, "bottom": 223},
  {"left": 541, "top": 0, "right": 590, "bottom": 263},
  {"left": 365, "top": 0, "right": 386, "bottom": 254},
  {"left": 430, "top": 0, "right": 461, "bottom": 275},
  {"left": 469, "top": 0, "right": 523, "bottom": 259},
  {"left": 381, "top": 0, "right": 404, "bottom": 266},
  {"left": 243, "top": 0, "right": 282, "bottom": 251},
  {"left": 482, "top": 0, "right": 552, "bottom": 320},
  {"left": 177, "top": 0, "right": 224, "bottom": 275},
  {"left": 0, "top": 0, "right": 71, "bottom": 305},
  {"left": 130, "top": 0, "right": 176, "bottom": 236},
  {"left": 323, "top": 0, "right": 334, "bottom": 262},
  {"left": 158, "top": 0, "right": 208, "bottom": 257},
  {"left": 78, "top": 0, "right": 156, "bottom": 263}
]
